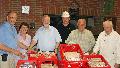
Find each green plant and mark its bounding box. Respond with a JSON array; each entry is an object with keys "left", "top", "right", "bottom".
[{"left": 103, "top": 0, "right": 115, "bottom": 15}]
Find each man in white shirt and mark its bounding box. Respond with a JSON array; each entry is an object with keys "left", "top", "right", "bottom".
[
  {"left": 29, "top": 15, "right": 61, "bottom": 52},
  {"left": 93, "top": 20, "right": 120, "bottom": 68}
]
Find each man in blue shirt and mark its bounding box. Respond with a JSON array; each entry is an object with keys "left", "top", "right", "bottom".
[{"left": 0, "top": 11, "right": 27, "bottom": 68}]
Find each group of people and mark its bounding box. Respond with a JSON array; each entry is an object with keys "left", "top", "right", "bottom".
[{"left": 0, "top": 11, "right": 120, "bottom": 68}]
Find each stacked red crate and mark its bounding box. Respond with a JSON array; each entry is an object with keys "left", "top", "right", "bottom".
[
  {"left": 83, "top": 54, "right": 111, "bottom": 68},
  {"left": 58, "top": 44, "right": 88, "bottom": 68},
  {"left": 16, "top": 60, "right": 38, "bottom": 68},
  {"left": 27, "top": 50, "right": 58, "bottom": 68}
]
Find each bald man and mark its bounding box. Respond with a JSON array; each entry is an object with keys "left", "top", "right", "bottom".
[
  {"left": 93, "top": 20, "right": 120, "bottom": 68},
  {"left": 65, "top": 19, "right": 95, "bottom": 53},
  {"left": 0, "top": 11, "right": 27, "bottom": 68}
]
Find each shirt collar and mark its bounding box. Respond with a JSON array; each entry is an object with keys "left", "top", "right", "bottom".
[
  {"left": 62, "top": 23, "right": 70, "bottom": 27},
  {"left": 104, "top": 29, "right": 114, "bottom": 36},
  {"left": 42, "top": 25, "right": 52, "bottom": 31},
  {"left": 4, "top": 21, "right": 15, "bottom": 28},
  {"left": 77, "top": 29, "right": 86, "bottom": 33}
]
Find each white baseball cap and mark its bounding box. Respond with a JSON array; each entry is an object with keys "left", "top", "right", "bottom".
[{"left": 61, "top": 11, "right": 70, "bottom": 17}]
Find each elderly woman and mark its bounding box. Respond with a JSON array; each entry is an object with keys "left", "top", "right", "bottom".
[
  {"left": 17, "top": 22, "right": 31, "bottom": 60},
  {"left": 18, "top": 22, "right": 31, "bottom": 47},
  {"left": 93, "top": 20, "right": 120, "bottom": 68}
]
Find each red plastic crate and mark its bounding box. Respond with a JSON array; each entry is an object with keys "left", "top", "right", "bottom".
[
  {"left": 16, "top": 60, "right": 38, "bottom": 68},
  {"left": 83, "top": 54, "right": 111, "bottom": 68},
  {"left": 58, "top": 44, "right": 87, "bottom": 68},
  {"left": 58, "top": 60, "right": 88, "bottom": 68},
  {"left": 27, "top": 50, "right": 58, "bottom": 68},
  {"left": 59, "top": 44, "right": 84, "bottom": 60},
  {"left": 27, "top": 50, "right": 40, "bottom": 60},
  {"left": 37, "top": 54, "right": 58, "bottom": 68}
]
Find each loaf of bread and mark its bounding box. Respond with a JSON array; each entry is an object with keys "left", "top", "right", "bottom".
[
  {"left": 88, "top": 58, "right": 105, "bottom": 67},
  {"left": 64, "top": 52, "right": 81, "bottom": 61}
]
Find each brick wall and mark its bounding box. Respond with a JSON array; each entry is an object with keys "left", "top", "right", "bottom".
[
  {"left": 0, "top": 0, "right": 120, "bottom": 35},
  {"left": 114, "top": 0, "right": 120, "bottom": 34}
]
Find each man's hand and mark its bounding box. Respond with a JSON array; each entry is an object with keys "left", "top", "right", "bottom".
[
  {"left": 114, "top": 63, "right": 119, "bottom": 68},
  {"left": 55, "top": 42, "right": 60, "bottom": 54},
  {"left": 55, "top": 48, "right": 58, "bottom": 54},
  {"left": 27, "top": 45, "right": 33, "bottom": 51},
  {"left": 12, "top": 49, "right": 21, "bottom": 56},
  {"left": 0, "top": 43, "right": 25, "bottom": 59},
  {"left": 84, "top": 52, "right": 89, "bottom": 55},
  {"left": 91, "top": 52, "right": 97, "bottom": 55},
  {"left": 12, "top": 49, "right": 25, "bottom": 59},
  {"left": 19, "top": 55, "right": 25, "bottom": 59}
]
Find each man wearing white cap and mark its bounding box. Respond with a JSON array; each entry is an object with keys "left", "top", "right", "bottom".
[{"left": 57, "top": 11, "right": 76, "bottom": 43}]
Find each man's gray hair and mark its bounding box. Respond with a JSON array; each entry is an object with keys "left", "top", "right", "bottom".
[
  {"left": 103, "top": 20, "right": 113, "bottom": 27},
  {"left": 78, "top": 19, "right": 86, "bottom": 24}
]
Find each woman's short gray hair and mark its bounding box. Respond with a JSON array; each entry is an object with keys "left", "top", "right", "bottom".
[{"left": 103, "top": 20, "right": 113, "bottom": 27}]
